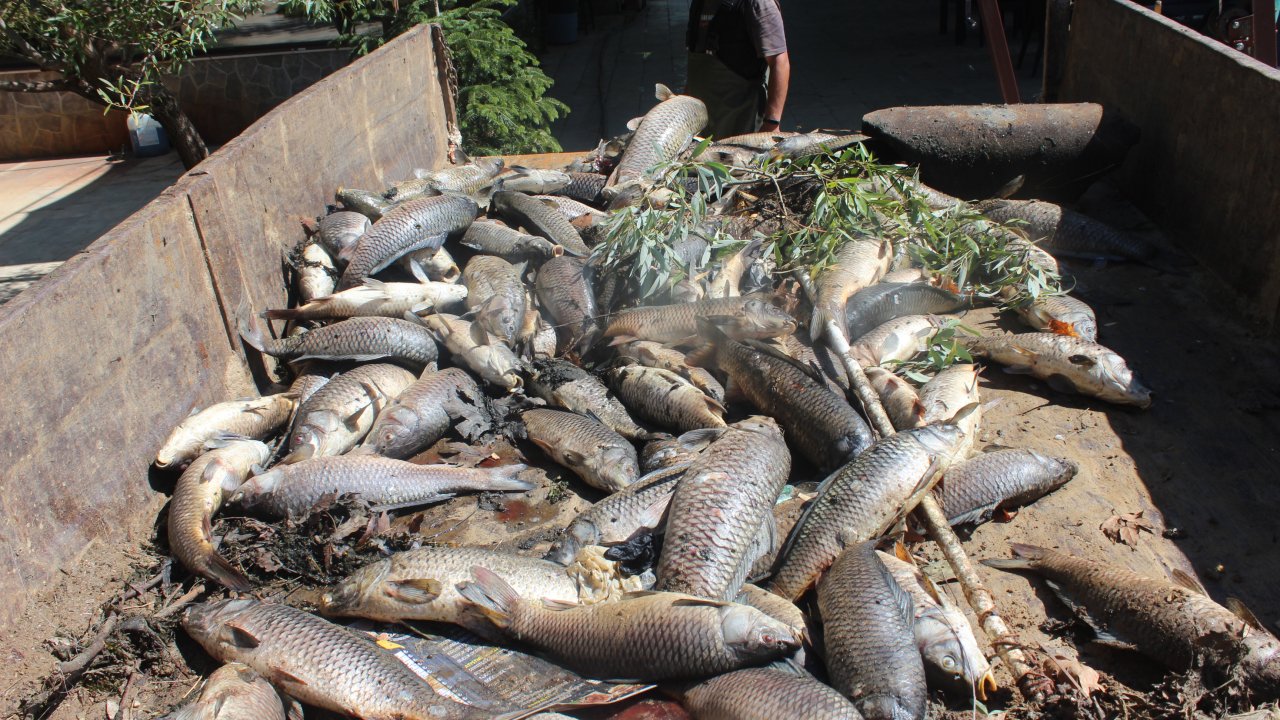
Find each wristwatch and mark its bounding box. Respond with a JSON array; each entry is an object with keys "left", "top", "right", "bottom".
[{"left": 763, "top": 117, "right": 781, "bottom": 124}]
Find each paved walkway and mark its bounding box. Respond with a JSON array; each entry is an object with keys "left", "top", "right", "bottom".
[{"left": 541, "top": 0, "right": 1043, "bottom": 151}]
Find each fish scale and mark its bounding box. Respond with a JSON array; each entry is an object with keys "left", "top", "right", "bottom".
[
  {"left": 316, "top": 210, "right": 370, "bottom": 259},
  {"left": 656, "top": 417, "right": 791, "bottom": 601},
  {"left": 843, "top": 282, "right": 968, "bottom": 342},
  {"left": 535, "top": 256, "right": 599, "bottom": 356},
  {"left": 607, "top": 85, "right": 707, "bottom": 192},
  {"left": 461, "top": 219, "right": 561, "bottom": 262},
  {"left": 339, "top": 195, "right": 477, "bottom": 290},
  {"left": 286, "top": 362, "right": 418, "bottom": 461},
  {"left": 463, "top": 254, "right": 528, "bottom": 346},
  {"left": 769, "top": 424, "right": 965, "bottom": 601},
  {"left": 810, "top": 239, "right": 892, "bottom": 340},
  {"left": 609, "top": 365, "right": 725, "bottom": 433},
  {"left": 491, "top": 191, "right": 591, "bottom": 257},
  {"left": 938, "top": 449, "right": 1077, "bottom": 526},
  {"left": 818, "top": 541, "right": 927, "bottom": 720},
  {"left": 603, "top": 295, "right": 795, "bottom": 345},
  {"left": 523, "top": 408, "right": 639, "bottom": 493},
  {"left": 360, "top": 367, "right": 489, "bottom": 459},
  {"left": 182, "top": 599, "right": 483, "bottom": 720},
  {"left": 545, "top": 464, "right": 687, "bottom": 566},
  {"left": 679, "top": 667, "right": 865, "bottom": 720},
  {"left": 249, "top": 316, "right": 438, "bottom": 367},
  {"left": 165, "top": 663, "right": 291, "bottom": 720},
  {"left": 553, "top": 172, "right": 608, "bottom": 205},
  {"left": 977, "top": 199, "right": 1156, "bottom": 261},
  {"left": 1015, "top": 293, "right": 1098, "bottom": 341},
  {"left": 528, "top": 359, "right": 647, "bottom": 441}
]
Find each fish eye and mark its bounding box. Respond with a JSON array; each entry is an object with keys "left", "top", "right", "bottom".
[{"left": 941, "top": 655, "right": 958, "bottom": 671}]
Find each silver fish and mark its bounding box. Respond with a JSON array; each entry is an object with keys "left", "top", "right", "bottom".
[
  {"left": 966, "top": 332, "right": 1151, "bottom": 407},
  {"left": 603, "top": 84, "right": 708, "bottom": 209},
  {"left": 338, "top": 195, "right": 478, "bottom": 290}
]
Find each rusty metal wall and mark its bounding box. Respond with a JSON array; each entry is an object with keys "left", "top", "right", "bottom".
[
  {"left": 1062, "top": 0, "right": 1280, "bottom": 329},
  {"left": 0, "top": 24, "right": 450, "bottom": 641}
]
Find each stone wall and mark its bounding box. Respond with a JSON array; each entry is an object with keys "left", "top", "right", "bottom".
[{"left": 0, "top": 48, "right": 348, "bottom": 160}]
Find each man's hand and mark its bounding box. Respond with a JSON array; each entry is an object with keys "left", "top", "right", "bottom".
[{"left": 761, "top": 51, "right": 790, "bottom": 134}]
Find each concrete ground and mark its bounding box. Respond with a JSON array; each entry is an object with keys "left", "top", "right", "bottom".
[{"left": 541, "top": 0, "right": 1044, "bottom": 150}]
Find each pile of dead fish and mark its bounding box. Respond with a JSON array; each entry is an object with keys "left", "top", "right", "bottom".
[{"left": 153, "top": 84, "right": 1280, "bottom": 720}]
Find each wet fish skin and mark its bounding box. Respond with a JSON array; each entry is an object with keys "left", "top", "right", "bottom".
[
  {"left": 1015, "top": 293, "right": 1098, "bottom": 342},
  {"left": 939, "top": 449, "right": 1078, "bottom": 526},
  {"left": 316, "top": 211, "right": 371, "bottom": 262},
  {"left": 457, "top": 568, "right": 799, "bottom": 680},
  {"left": 604, "top": 295, "right": 796, "bottom": 345},
  {"left": 877, "top": 551, "right": 994, "bottom": 699},
  {"left": 359, "top": 367, "right": 490, "bottom": 459},
  {"left": 168, "top": 439, "right": 270, "bottom": 592},
  {"left": 656, "top": 416, "right": 790, "bottom": 601},
  {"left": 978, "top": 199, "right": 1156, "bottom": 261},
  {"left": 844, "top": 283, "right": 968, "bottom": 342},
  {"left": 609, "top": 365, "right": 726, "bottom": 433},
  {"left": 182, "top": 599, "right": 482, "bottom": 720},
  {"left": 677, "top": 666, "right": 865, "bottom": 720},
  {"left": 338, "top": 195, "right": 478, "bottom": 290},
  {"left": 818, "top": 541, "right": 927, "bottom": 720},
  {"left": 461, "top": 219, "right": 562, "bottom": 263},
  {"left": 849, "top": 315, "right": 944, "bottom": 367},
  {"left": 527, "top": 358, "right": 649, "bottom": 441},
  {"left": 535, "top": 256, "right": 600, "bottom": 356},
  {"left": 298, "top": 243, "right": 336, "bottom": 302},
  {"left": 263, "top": 278, "right": 467, "bottom": 321},
  {"left": 966, "top": 332, "right": 1151, "bottom": 407},
  {"left": 493, "top": 166, "right": 571, "bottom": 195},
  {"left": 545, "top": 464, "right": 686, "bottom": 566},
  {"left": 768, "top": 424, "right": 966, "bottom": 601},
  {"left": 463, "top": 254, "right": 528, "bottom": 347},
  {"left": 418, "top": 313, "right": 525, "bottom": 390},
  {"left": 287, "top": 364, "right": 334, "bottom": 407},
  {"left": 865, "top": 367, "right": 926, "bottom": 430},
  {"left": 765, "top": 132, "right": 867, "bottom": 161},
  {"left": 537, "top": 194, "right": 607, "bottom": 223},
  {"left": 491, "top": 190, "right": 592, "bottom": 257},
  {"left": 284, "top": 363, "right": 418, "bottom": 462},
  {"left": 810, "top": 239, "right": 893, "bottom": 340},
  {"left": 604, "top": 84, "right": 708, "bottom": 208},
  {"left": 983, "top": 543, "right": 1280, "bottom": 690},
  {"left": 615, "top": 340, "right": 725, "bottom": 402},
  {"left": 776, "top": 333, "right": 850, "bottom": 394},
  {"left": 162, "top": 662, "right": 291, "bottom": 720},
  {"left": 233, "top": 455, "right": 532, "bottom": 518},
  {"left": 700, "top": 328, "right": 871, "bottom": 470},
  {"left": 918, "top": 362, "right": 981, "bottom": 457},
  {"left": 241, "top": 316, "right": 438, "bottom": 368},
  {"left": 734, "top": 584, "right": 808, "bottom": 641},
  {"left": 321, "top": 546, "right": 578, "bottom": 624},
  {"left": 336, "top": 187, "right": 393, "bottom": 221},
  {"left": 415, "top": 157, "right": 505, "bottom": 195},
  {"left": 156, "top": 394, "right": 295, "bottom": 469},
  {"left": 716, "top": 130, "right": 798, "bottom": 150},
  {"left": 523, "top": 408, "right": 639, "bottom": 493},
  {"left": 552, "top": 171, "right": 608, "bottom": 205}
]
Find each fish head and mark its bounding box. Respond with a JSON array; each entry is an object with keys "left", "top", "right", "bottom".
[
  {"left": 720, "top": 604, "right": 801, "bottom": 661},
  {"left": 911, "top": 423, "right": 966, "bottom": 462},
  {"left": 640, "top": 435, "right": 681, "bottom": 469},
  {"left": 1094, "top": 352, "right": 1152, "bottom": 408},
  {"left": 478, "top": 298, "right": 521, "bottom": 344},
  {"left": 602, "top": 180, "right": 647, "bottom": 210},
  {"left": 734, "top": 299, "right": 796, "bottom": 338},
  {"left": 593, "top": 446, "right": 638, "bottom": 492},
  {"left": 545, "top": 521, "right": 598, "bottom": 566},
  {"left": 916, "top": 610, "right": 995, "bottom": 700},
  {"left": 182, "top": 598, "right": 257, "bottom": 649},
  {"left": 230, "top": 469, "right": 282, "bottom": 509},
  {"left": 369, "top": 407, "right": 422, "bottom": 457},
  {"left": 319, "top": 559, "right": 392, "bottom": 618},
  {"left": 288, "top": 412, "right": 340, "bottom": 461},
  {"left": 1033, "top": 452, "right": 1080, "bottom": 486},
  {"left": 1236, "top": 630, "right": 1280, "bottom": 692}
]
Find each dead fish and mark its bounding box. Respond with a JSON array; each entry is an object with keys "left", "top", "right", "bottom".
[
  {"left": 849, "top": 315, "right": 944, "bottom": 367},
  {"left": 1015, "top": 293, "right": 1098, "bottom": 342},
  {"left": 656, "top": 416, "right": 790, "bottom": 601},
  {"left": 400, "top": 246, "right": 461, "bottom": 283},
  {"left": 413, "top": 157, "right": 505, "bottom": 196},
  {"left": 640, "top": 427, "right": 723, "bottom": 472},
  {"left": 457, "top": 567, "right": 799, "bottom": 680},
  {"left": 769, "top": 424, "right": 967, "bottom": 601},
  {"left": 604, "top": 295, "right": 796, "bottom": 346},
  {"left": 878, "top": 549, "right": 995, "bottom": 700},
  {"left": 522, "top": 408, "right": 639, "bottom": 493},
  {"left": 288, "top": 365, "right": 334, "bottom": 407},
  {"left": 615, "top": 340, "right": 725, "bottom": 402},
  {"left": 338, "top": 195, "right": 478, "bottom": 290},
  {"left": 965, "top": 332, "right": 1151, "bottom": 407},
  {"left": 336, "top": 187, "right": 394, "bottom": 221},
  {"left": 817, "top": 541, "right": 927, "bottom": 720},
  {"left": 865, "top": 366, "right": 926, "bottom": 430},
  {"left": 461, "top": 219, "right": 563, "bottom": 263},
  {"left": 844, "top": 283, "right": 968, "bottom": 342},
  {"left": 775, "top": 333, "right": 850, "bottom": 394},
  {"left": 156, "top": 394, "right": 295, "bottom": 469},
  {"left": 694, "top": 323, "right": 872, "bottom": 470},
  {"left": 298, "top": 243, "right": 336, "bottom": 302},
  {"left": 358, "top": 367, "right": 490, "bottom": 459},
  {"left": 604, "top": 84, "right": 708, "bottom": 209},
  {"left": 880, "top": 267, "right": 930, "bottom": 284},
  {"left": 463, "top": 254, "right": 528, "bottom": 348},
  {"left": 918, "top": 363, "right": 981, "bottom": 457},
  {"left": 765, "top": 132, "right": 867, "bottom": 161},
  {"left": 284, "top": 363, "right": 418, "bottom": 462},
  {"left": 241, "top": 316, "right": 438, "bottom": 368},
  {"left": 168, "top": 438, "right": 270, "bottom": 591},
  {"left": 233, "top": 456, "right": 531, "bottom": 518},
  {"left": 535, "top": 255, "right": 600, "bottom": 356},
  {"left": 977, "top": 199, "right": 1156, "bottom": 261},
  {"left": 810, "top": 238, "right": 893, "bottom": 340},
  {"left": 263, "top": 277, "right": 466, "bottom": 321},
  {"left": 551, "top": 171, "right": 608, "bottom": 206},
  {"left": 609, "top": 365, "right": 726, "bottom": 433},
  {"left": 734, "top": 584, "right": 808, "bottom": 641},
  {"left": 316, "top": 211, "right": 371, "bottom": 262},
  {"left": 983, "top": 543, "right": 1280, "bottom": 690},
  {"left": 716, "top": 130, "right": 798, "bottom": 150},
  {"left": 675, "top": 665, "right": 864, "bottom": 720},
  {"left": 536, "top": 194, "right": 608, "bottom": 224},
  {"left": 545, "top": 464, "right": 687, "bottom": 566},
  {"left": 417, "top": 313, "right": 525, "bottom": 391},
  {"left": 321, "top": 546, "right": 579, "bottom": 624},
  {"left": 938, "top": 449, "right": 1078, "bottom": 526},
  {"left": 162, "top": 662, "right": 295, "bottom": 720},
  {"left": 493, "top": 166, "right": 571, "bottom": 195},
  {"left": 491, "top": 190, "right": 591, "bottom": 257},
  {"left": 528, "top": 358, "right": 649, "bottom": 441},
  {"left": 182, "top": 599, "right": 482, "bottom": 720},
  {"left": 991, "top": 224, "right": 1060, "bottom": 276}
]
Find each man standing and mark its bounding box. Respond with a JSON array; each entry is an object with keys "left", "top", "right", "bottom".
[{"left": 685, "top": 0, "right": 790, "bottom": 138}]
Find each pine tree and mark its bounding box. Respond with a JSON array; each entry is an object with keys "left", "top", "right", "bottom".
[{"left": 283, "top": 0, "right": 568, "bottom": 156}]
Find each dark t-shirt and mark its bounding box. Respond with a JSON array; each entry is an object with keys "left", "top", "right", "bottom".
[
  {"left": 748, "top": 0, "right": 787, "bottom": 58},
  {"left": 688, "top": 0, "right": 787, "bottom": 80}
]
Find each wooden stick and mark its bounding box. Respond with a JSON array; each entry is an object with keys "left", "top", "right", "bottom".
[{"left": 794, "top": 267, "right": 1048, "bottom": 702}]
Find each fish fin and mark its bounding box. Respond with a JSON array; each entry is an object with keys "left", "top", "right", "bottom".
[
  {"left": 453, "top": 147, "right": 472, "bottom": 164},
  {"left": 1045, "top": 374, "right": 1081, "bottom": 395},
  {"left": 269, "top": 667, "right": 309, "bottom": 687},
  {"left": 1001, "top": 364, "right": 1036, "bottom": 376},
  {"left": 238, "top": 316, "right": 268, "bottom": 353},
  {"left": 1067, "top": 354, "right": 1096, "bottom": 367},
  {"left": 1048, "top": 318, "right": 1080, "bottom": 337},
  {"left": 742, "top": 337, "right": 829, "bottom": 386},
  {"left": 668, "top": 597, "right": 732, "bottom": 608},
  {"left": 541, "top": 597, "right": 580, "bottom": 611},
  {"left": 455, "top": 566, "right": 518, "bottom": 628},
  {"left": 205, "top": 552, "right": 254, "bottom": 593},
  {"left": 702, "top": 393, "right": 727, "bottom": 416},
  {"left": 225, "top": 622, "right": 261, "bottom": 649},
  {"left": 470, "top": 321, "right": 491, "bottom": 346},
  {"left": 407, "top": 257, "right": 431, "bottom": 284},
  {"left": 280, "top": 446, "right": 315, "bottom": 465},
  {"left": 262, "top": 307, "right": 304, "bottom": 321},
  {"left": 1226, "top": 598, "right": 1267, "bottom": 631},
  {"left": 654, "top": 83, "right": 674, "bottom": 101},
  {"left": 607, "top": 334, "right": 638, "bottom": 347},
  {"left": 947, "top": 503, "right": 998, "bottom": 528},
  {"left": 386, "top": 578, "right": 444, "bottom": 604},
  {"left": 809, "top": 305, "right": 834, "bottom": 342},
  {"left": 344, "top": 401, "right": 373, "bottom": 431},
  {"left": 875, "top": 550, "right": 915, "bottom": 626},
  {"left": 362, "top": 277, "right": 388, "bottom": 292},
  {"left": 677, "top": 427, "right": 726, "bottom": 451},
  {"left": 561, "top": 448, "right": 586, "bottom": 466},
  {"left": 625, "top": 116, "right": 644, "bottom": 131},
  {"left": 1171, "top": 569, "right": 1207, "bottom": 595},
  {"left": 368, "top": 495, "right": 455, "bottom": 513}
]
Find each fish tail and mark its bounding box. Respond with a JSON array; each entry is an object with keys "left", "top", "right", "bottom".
[
  {"left": 239, "top": 316, "right": 268, "bottom": 353},
  {"left": 457, "top": 565, "right": 519, "bottom": 628},
  {"left": 203, "top": 552, "right": 254, "bottom": 592},
  {"left": 262, "top": 307, "right": 303, "bottom": 321},
  {"left": 980, "top": 542, "right": 1048, "bottom": 571},
  {"left": 481, "top": 463, "right": 535, "bottom": 492}
]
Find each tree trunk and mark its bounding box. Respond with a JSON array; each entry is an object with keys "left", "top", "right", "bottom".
[{"left": 146, "top": 84, "right": 208, "bottom": 170}]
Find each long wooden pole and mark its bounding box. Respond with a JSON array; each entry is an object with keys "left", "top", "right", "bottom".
[{"left": 794, "top": 268, "right": 1048, "bottom": 702}]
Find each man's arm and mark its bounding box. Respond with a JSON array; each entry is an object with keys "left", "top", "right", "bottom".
[{"left": 760, "top": 51, "right": 790, "bottom": 132}]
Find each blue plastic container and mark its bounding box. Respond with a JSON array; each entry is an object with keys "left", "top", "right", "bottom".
[{"left": 127, "top": 113, "right": 171, "bottom": 157}]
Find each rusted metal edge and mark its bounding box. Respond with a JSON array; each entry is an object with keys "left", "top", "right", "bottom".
[{"left": 431, "top": 23, "right": 464, "bottom": 160}]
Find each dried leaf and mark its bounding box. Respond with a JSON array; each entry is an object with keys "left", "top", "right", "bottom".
[
  {"left": 254, "top": 549, "right": 282, "bottom": 573},
  {"left": 357, "top": 512, "right": 393, "bottom": 546},
  {"left": 1043, "top": 653, "right": 1103, "bottom": 697},
  {"left": 328, "top": 513, "right": 369, "bottom": 543},
  {"left": 1100, "top": 510, "right": 1156, "bottom": 546}
]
